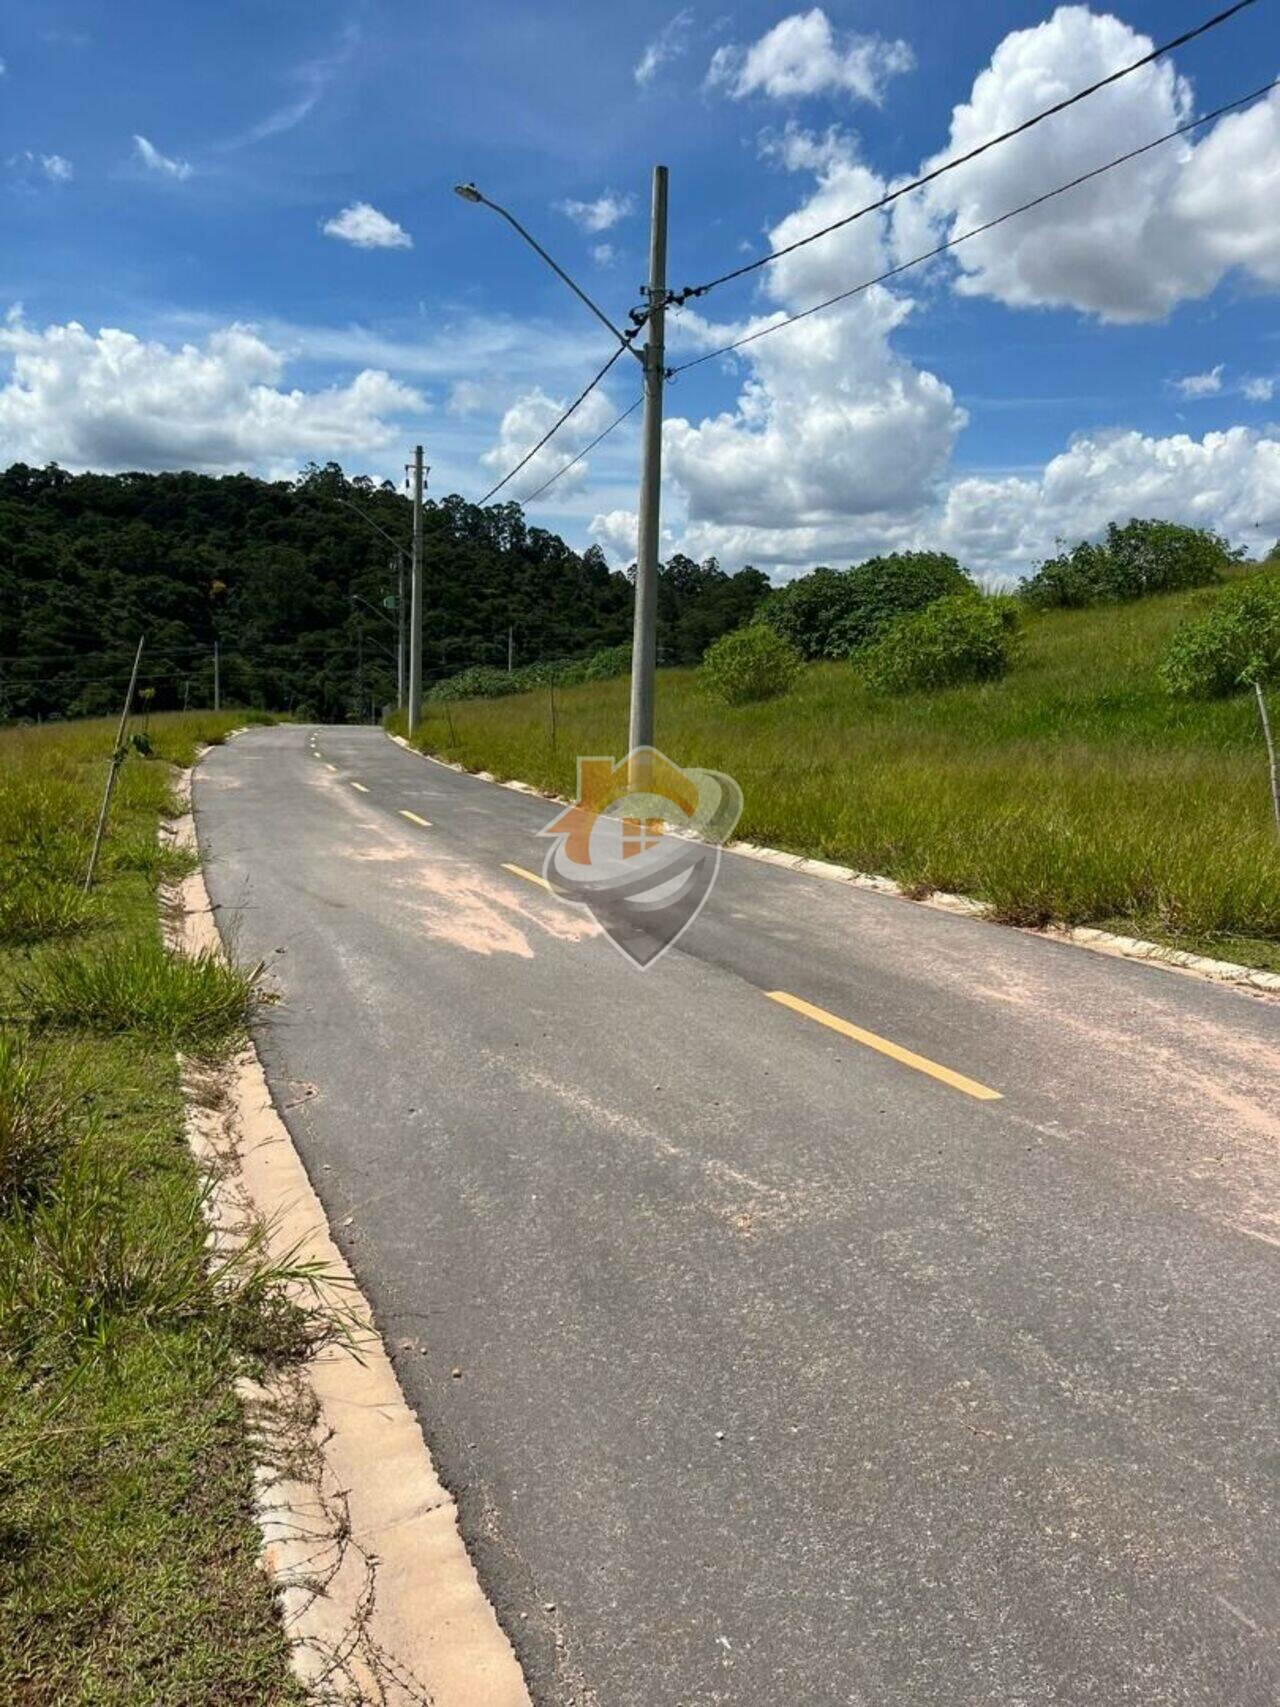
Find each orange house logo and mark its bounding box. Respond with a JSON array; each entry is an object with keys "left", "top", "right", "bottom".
[{"left": 540, "top": 747, "right": 743, "bottom": 968}]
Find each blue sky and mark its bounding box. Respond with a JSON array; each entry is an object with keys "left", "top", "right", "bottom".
[{"left": 2, "top": 1, "right": 1279, "bottom": 577}]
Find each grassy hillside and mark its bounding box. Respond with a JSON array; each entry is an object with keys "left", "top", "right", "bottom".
[
  {"left": 391, "top": 568, "right": 1280, "bottom": 971},
  {"left": 0, "top": 712, "right": 314, "bottom": 1704}
]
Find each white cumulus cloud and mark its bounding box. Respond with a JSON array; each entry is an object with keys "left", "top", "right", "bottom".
[
  {"left": 133, "top": 134, "right": 192, "bottom": 180},
  {"left": 482, "top": 385, "right": 618, "bottom": 503},
  {"left": 0, "top": 311, "right": 424, "bottom": 479},
  {"left": 41, "top": 153, "right": 73, "bottom": 182},
  {"left": 1242, "top": 376, "right": 1276, "bottom": 404},
  {"left": 935, "top": 428, "right": 1280, "bottom": 574},
  {"left": 707, "top": 8, "right": 914, "bottom": 104},
  {"left": 891, "top": 7, "right": 1280, "bottom": 323},
  {"left": 555, "top": 191, "right": 635, "bottom": 233},
  {"left": 635, "top": 9, "right": 694, "bottom": 87},
  {"left": 591, "top": 243, "right": 616, "bottom": 268},
  {"left": 322, "top": 201, "right": 413, "bottom": 250}
]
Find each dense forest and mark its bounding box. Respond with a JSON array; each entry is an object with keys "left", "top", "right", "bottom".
[{"left": 0, "top": 461, "right": 769, "bottom": 722}]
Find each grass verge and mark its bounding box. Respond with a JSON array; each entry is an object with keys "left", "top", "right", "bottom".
[
  {"left": 389, "top": 580, "right": 1280, "bottom": 972},
  {"left": 0, "top": 710, "right": 320, "bottom": 1705}
]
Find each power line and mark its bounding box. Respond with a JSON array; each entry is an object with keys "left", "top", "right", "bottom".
[
  {"left": 668, "top": 0, "right": 1260, "bottom": 308},
  {"left": 476, "top": 343, "right": 628, "bottom": 505},
  {"left": 670, "top": 77, "right": 1280, "bottom": 378},
  {"left": 520, "top": 394, "right": 645, "bottom": 505}
]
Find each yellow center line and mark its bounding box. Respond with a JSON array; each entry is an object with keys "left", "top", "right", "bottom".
[
  {"left": 351, "top": 781, "right": 369, "bottom": 793},
  {"left": 399, "top": 809, "right": 432, "bottom": 828},
  {"left": 765, "top": 990, "right": 1002, "bottom": 1102},
  {"left": 502, "top": 862, "right": 555, "bottom": 894}
]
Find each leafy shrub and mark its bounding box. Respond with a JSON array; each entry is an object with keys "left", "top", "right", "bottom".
[
  {"left": 700, "top": 625, "right": 804, "bottom": 705},
  {"left": 431, "top": 644, "right": 633, "bottom": 700},
  {"left": 575, "top": 643, "right": 632, "bottom": 682},
  {"left": 428, "top": 665, "right": 521, "bottom": 703},
  {"left": 759, "top": 553, "right": 972, "bottom": 659},
  {"left": 860, "top": 594, "right": 1018, "bottom": 695},
  {"left": 1160, "top": 571, "right": 1280, "bottom": 698},
  {"left": 1022, "top": 519, "right": 1234, "bottom": 609}
]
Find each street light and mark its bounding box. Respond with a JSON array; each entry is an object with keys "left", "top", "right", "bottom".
[
  {"left": 453, "top": 182, "right": 640, "bottom": 356},
  {"left": 454, "top": 171, "right": 667, "bottom": 771}
]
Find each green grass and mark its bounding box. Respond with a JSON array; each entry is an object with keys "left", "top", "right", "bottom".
[
  {"left": 0, "top": 710, "right": 311, "bottom": 1705},
  {"left": 390, "top": 574, "right": 1280, "bottom": 971}
]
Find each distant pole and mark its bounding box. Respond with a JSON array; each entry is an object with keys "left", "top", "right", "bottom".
[
  {"left": 395, "top": 552, "right": 406, "bottom": 710},
  {"left": 507, "top": 624, "right": 514, "bottom": 674},
  {"left": 408, "top": 446, "right": 425, "bottom": 732},
  {"left": 629, "top": 164, "right": 668, "bottom": 767},
  {"left": 84, "top": 635, "right": 144, "bottom": 892},
  {"left": 213, "top": 639, "right": 221, "bottom": 711},
  {"left": 183, "top": 678, "right": 190, "bottom": 711}
]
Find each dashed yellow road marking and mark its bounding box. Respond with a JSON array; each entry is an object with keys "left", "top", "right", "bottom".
[
  {"left": 502, "top": 862, "right": 555, "bottom": 894},
  {"left": 399, "top": 809, "right": 432, "bottom": 828},
  {"left": 765, "top": 990, "right": 1002, "bottom": 1102},
  {"left": 351, "top": 781, "right": 369, "bottom": 793}
]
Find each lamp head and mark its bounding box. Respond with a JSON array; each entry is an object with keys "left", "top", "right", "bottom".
[{"left": 453, "top": 182, "right": 483, "bottom": 204}]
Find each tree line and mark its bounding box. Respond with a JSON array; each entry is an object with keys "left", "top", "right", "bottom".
[{"left": 0, "top": 460, "right": 768, "bottom": 722}]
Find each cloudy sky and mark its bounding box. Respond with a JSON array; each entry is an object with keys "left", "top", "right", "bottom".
[{"left": 2, "top": 1, "right": 1279, "bottom": 578}]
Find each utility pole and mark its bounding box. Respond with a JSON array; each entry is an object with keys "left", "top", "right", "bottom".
[
  {"left": 507, "top": 624, "right": 514, "bottom": 675},
  {"left": 408, "top": 445, "right": 425, "bottom": 732},
  {"left": 395, "top": 553, "right": 405, "bottom": 710},
  {"left": 629, "top": 164, "right": 668, "bottom": 768},
  {"left": 213, "top": 639, "right": 220, "bottom": 711}
]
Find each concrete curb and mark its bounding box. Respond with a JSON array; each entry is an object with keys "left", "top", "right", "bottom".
[
  {"left": 168, "top": 756, "right": 532, "bottom": 1707},
  {"left": 386, "top": 731, "right": 1280, "bottom": 997}
]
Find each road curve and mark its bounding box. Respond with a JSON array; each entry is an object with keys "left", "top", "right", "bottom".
[{"left": 195, "top": 723, "right": 1280, "bottom": 1707}]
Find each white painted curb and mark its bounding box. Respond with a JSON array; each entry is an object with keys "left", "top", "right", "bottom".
[
  {"left": 385, "top": 731, "right": 1280, "bottom": 997},
  {"left": 170, "top": 756, "right": 532, "bottom": 1707}
]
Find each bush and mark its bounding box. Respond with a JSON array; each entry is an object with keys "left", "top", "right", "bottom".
[
  {"left": 0, "top": 1035, "right": 78, "bottom": 1213},
  {"left": 860, "top": 594, "right": 1018, "bottom": 695},
  {"left": 1160, "top": 571, "right": 1280, "bottom": 698},
  {"left": 428, "top": 665, "right": 521, "bottom": 703},
  {"left": 759, "top": 553, "right": 972, "bottom": 659},
  {"left": 431, "top": 645, "right": 632, "bottom": 701},
  {"left": 1022, "top": 519, "right": 1234, "bottom": 610},
  {"left": 700, "top": 625, "right": 804, "bottom": 705}
]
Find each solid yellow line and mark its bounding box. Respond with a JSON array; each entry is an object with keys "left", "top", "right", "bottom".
[
  {"left": 400, "top": 809, "right": 432, "bottom": 828},
  {"left": 351, "top": 781, "right": 369, "bottom": 793},
  {"left": 765, "top": 991, "right": 1002, "bottom": 1102},
  {"left": 502, "top": 862, "right": 554, "bottom": 894}
]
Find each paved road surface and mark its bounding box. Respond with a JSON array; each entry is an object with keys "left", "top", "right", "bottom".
[{"left": 195, "top": 723, "right": 1279, "bottom": 1706}]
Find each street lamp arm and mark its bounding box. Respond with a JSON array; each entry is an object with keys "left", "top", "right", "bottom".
[{"left": 455, "top": 184, "right": 642, "bottom": 361}]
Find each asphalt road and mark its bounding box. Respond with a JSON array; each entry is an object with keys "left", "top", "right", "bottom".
[{"left": 195, "top": 723, "right": 1279, "bottom": 1706}]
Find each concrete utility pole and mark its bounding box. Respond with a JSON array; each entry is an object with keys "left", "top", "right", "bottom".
[
  {"left": 629, "top": 165, "right": 668, "bottom": 763},
  {"left": 408, "top": 445, "right": 425, "bottom": 732},
  {"left": 395, "top": 553, "right": 406, "bottom": 710},
  {"left": 508, "top": 624, "right": 514, "bottom": 674},
  {"left": 213, "top": 639, "right": 220, "bottom": 711}
]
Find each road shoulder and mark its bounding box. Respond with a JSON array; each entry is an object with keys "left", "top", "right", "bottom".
[{"left": 175, "top": 751, "right": 531, "bottom": 1707}]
